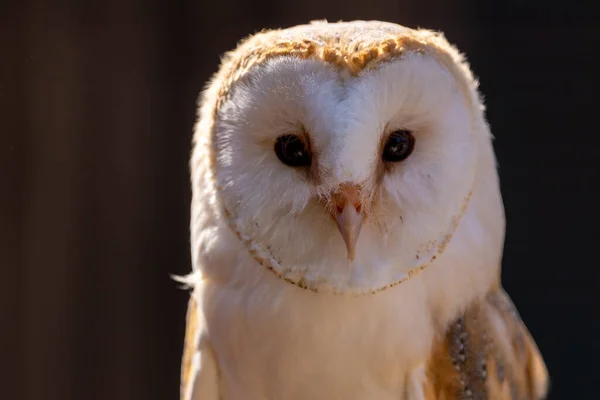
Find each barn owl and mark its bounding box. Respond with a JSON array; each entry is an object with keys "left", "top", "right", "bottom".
[{"left": 179, "top": 20, "right": 549, "bottom": 400}]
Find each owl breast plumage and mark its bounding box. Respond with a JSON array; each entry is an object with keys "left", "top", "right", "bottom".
[{"left": 180, "top": 20, "right": 549, "bottom": 400}]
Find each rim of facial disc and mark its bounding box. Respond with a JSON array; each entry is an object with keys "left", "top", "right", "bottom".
[
  {"left": 217, "top": 180, "right": 475, "bottom": 296},
  {"left": 205, "top": 33, "right": 482, "bottom": 295}
]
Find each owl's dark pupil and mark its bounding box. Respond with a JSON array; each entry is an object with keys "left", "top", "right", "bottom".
[
  {"left": 274, "top": 134, "right": 311, "bottom": 167},
  {"left": 382, "top": 130, "right": 415, "bottom": 162},
  {"left": 389, "top": 138, "right": 407, "bottom": 153}
]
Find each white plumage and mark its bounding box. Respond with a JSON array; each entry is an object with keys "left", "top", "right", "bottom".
[{"left": 180, "top": 20, "right": 548, "bottom": 400}]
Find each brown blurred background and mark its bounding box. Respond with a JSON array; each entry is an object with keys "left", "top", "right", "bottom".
[{"left": 2, "top": 0, "right": 599, "bottom": 399}]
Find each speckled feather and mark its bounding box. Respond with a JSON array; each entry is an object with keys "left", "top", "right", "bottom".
[
  {"left": 207, "top": 20, "right": 479, "bottom": 121},
  {"left": 423, "top": 287, "right": 548, "bottom": 400}
]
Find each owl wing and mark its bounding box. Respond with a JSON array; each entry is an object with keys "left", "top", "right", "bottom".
[
  {"left": 180, "top": 294, "right": 220, "bottom": 400},
  {"left": 423, "top": 287, "right": 549, "bottom": 400}
]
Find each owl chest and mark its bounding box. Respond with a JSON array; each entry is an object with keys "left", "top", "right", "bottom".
[{"left": 207, "top": 282, "right": 436, "bottom": 400}]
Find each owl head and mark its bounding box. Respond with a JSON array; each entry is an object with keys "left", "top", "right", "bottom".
[{"left": 191, "top": 21, "right": 504, "bottom": 295}]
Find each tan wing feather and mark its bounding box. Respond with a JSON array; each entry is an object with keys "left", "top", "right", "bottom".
[
  {"left": 424, "top": 287, "right": 549, "bottom": 399},
  {"left": 180, "top": 295, "right": 199, "bottom": 400}
]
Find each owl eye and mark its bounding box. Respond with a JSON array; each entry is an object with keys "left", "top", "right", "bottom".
[
  {"left": 382, "top": 130, "right": 415, "bottom": 162},
  {"left": 274, "top": 134, "right": 312, "bottom": 167}
]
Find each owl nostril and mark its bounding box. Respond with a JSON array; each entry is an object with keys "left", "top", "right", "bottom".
[{"left": 335, "top": 203, "right": 362, "bottom": 215}]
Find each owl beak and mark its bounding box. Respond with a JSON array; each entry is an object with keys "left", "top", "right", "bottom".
[{"left": 331, "top": 185, "right": 364, "bottom": 261}]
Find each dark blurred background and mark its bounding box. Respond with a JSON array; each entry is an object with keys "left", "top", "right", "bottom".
[{"left": 2, "top": 0, "right": 599, "bottom": 399}]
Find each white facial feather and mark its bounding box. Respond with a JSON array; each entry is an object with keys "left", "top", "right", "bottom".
[
  {"left": 185, "top": 20, "right": 506, "bottom": 400},
  {"left": 212, "top": 52, "right": 480, "bottom": 294}
]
